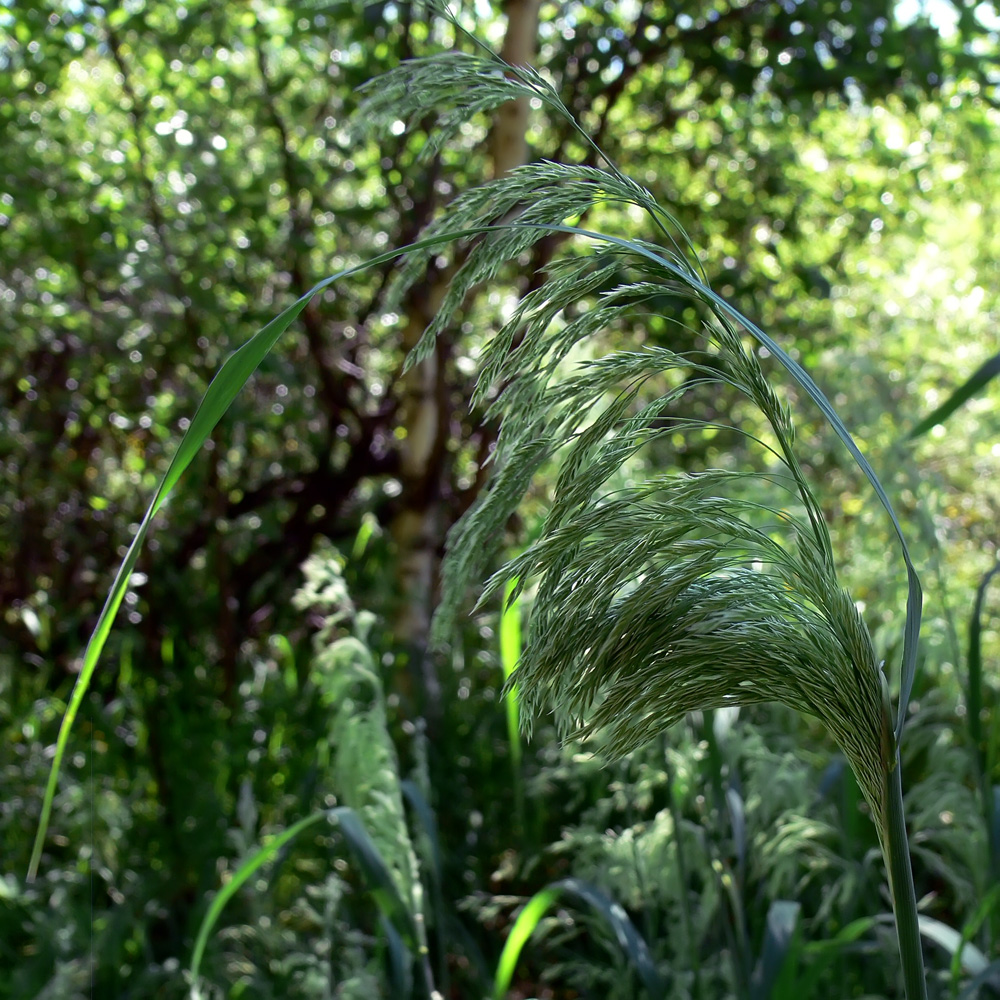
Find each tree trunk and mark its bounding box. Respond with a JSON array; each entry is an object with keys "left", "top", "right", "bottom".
[
  {"left": 388, "top": 0, "right": 540, "bottom": 727},
  {"left": 492, "top": 0, "right": 541, "bottom": 178}
]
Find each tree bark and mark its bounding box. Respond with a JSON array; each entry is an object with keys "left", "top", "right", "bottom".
[
  {"left": 491, "top": 0, "right": 541, "bottom": 178},
  {"left": 388, "top": 0, "right": 540, "bottom": 726}
]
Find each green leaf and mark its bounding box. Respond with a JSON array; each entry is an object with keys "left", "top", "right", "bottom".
[
  {"left": 189, "top": 809, "right": 328, "bottom": 988},
  {"left": 966, "top": 561, "right": 1000, "bottom": 882},
  {"left": 335, "top": 807, "right": 422, "bottom": 951},
  {"left": 500, "top": 576, "right": 523, "bottom": 771},
  {"left": 907, "top": 351, "right": 1000, "bottom": 440},
  {"left": 401, "top": 779, "right": 443, "bottom": 892},
  {"left": 492, "top": 877, "right": 663, "bottom": 1000},
  {"left": 381, "top": 913, "right": 415, "bottom": 1000},
  {"left": 188, "top": 806, "right": 419, "bottom": 995},
  {"left": 918, "top": 914, "right": 989, "bottom": 975},
  {"left": 29, "top": 283, "right": 314, "bottom": 881},
  {"left": 967, "top": 562, "right": 1000, "bottom": 769},
  {"left": 401, "top": 778, "right": 449, "bottom": 989}
]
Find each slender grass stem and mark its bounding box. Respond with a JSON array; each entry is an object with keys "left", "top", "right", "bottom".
[{"left": 884, "top": 752, "right": 927, "bottom": 1000}]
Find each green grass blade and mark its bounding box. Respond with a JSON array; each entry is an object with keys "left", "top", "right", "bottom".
[
  {"left": 188, "top": 805, "right": 419, "bottom": 996},
  {"left": 188, "top": 809, "right": 328, "bottom": 988},
  {"left": 500, "top": 575, "right": 523, "bottom": 769},
  {"left": 727, "top": 785, "right": 747, "bottom": 883},
  {"left": 907, "top": 351, "right": 1000, "bottom": 440},
  {"left": 351, "top": 511, "right": 378, "bottom": 561},
  {"left": 29, "top": 287, "right": 314, "bottom": 881},
  {"left": 401, "top": 779, "right": 443, "bottom": 891},
  {"left": 493, "top": 877, "right": 663, "bottom": 1000},
  {"left": 493, "top": 885, "right": 560, "bottom": 1000},
  {"left": 500, "top": 576, "right": 525, "bottom": 835},
  {"left": 335, "top": 806, "right": 422, "bottom": 951},
  {"left": 381, "top": 913, "right": 415, "bottom": 1000},
  {"left": 401, "top": 778, "right": 448, "bottom": 991},
  {"left": 968, "top": 563, "right": 1000, "bottom": 761}
]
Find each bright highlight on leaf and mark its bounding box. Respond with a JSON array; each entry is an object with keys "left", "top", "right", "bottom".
[{"left": 492, "top": 877, "right": 663, "bottom": 1000}]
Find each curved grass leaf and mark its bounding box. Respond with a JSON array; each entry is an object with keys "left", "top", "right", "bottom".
[
  {"left": 335, "top": 807, "right": 422, "bottom": 950},
  {"left": 967, "top": 561, "right": 1000, "bottom": 770},
  {"left": 500, "top": 575, "right": 523, "bottom": 771},
  {"left": 967, "top": 561, "right": 1000, "bottom": 883},
  {"left": 500, "top": 576, "right": 526, "bottom": 835},
  {"left": 400, "top": 778, "right": 450, "bottom": 990},
  {"left": 492, "top": 877, "right": 663, "bottom": 1000},
  {"left": 727, "top": 785, "right": 747, "bottom": 883},
  {"left": 907, "top": 351, "right": 1000, "bottom": 440},
  {"left": 188, "top": 805, "right": 418, "bottom": 996},
  {"left": 948, "top": 884, "right": 1000, "bottom": 999},
  {"left": 188, "top": 809, "right": 327, "bottom": 990},
  {"left": 918, "top": 914, "right": 990, "bottom": 978},
  {"left": 401, "top": 779, "right": 443, "bottom": 892},
  {"left": 381, "top": 913, "right": 415, "bottom": 1000},
  {"left": 29, "top": 284, "right": 313, "bottom": 882},
  {"left": 493, "top": 885, "right": 559, "bottom": 1000}
]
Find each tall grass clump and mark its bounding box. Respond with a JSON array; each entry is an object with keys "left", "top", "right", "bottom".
[{"left": 31, "top": 3, "right": 925, "bottom": 995}]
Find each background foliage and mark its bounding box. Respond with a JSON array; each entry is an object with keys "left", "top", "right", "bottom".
[{"left": 1, "top": 0, "right": 999, "bottom": 997}]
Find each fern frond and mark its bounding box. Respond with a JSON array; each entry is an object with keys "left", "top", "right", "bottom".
[{"left": 296, "top": 549, "right": 426, "bottom": 942}]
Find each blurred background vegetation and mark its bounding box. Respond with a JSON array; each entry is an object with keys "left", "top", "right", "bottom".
[{"left": 1, "top": 0, "right": 999, "bottom": 997}]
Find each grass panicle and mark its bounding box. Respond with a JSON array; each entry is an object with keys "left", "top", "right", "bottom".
[{"left": 359, "top": 24, "right": 924, "bottom": 995}]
